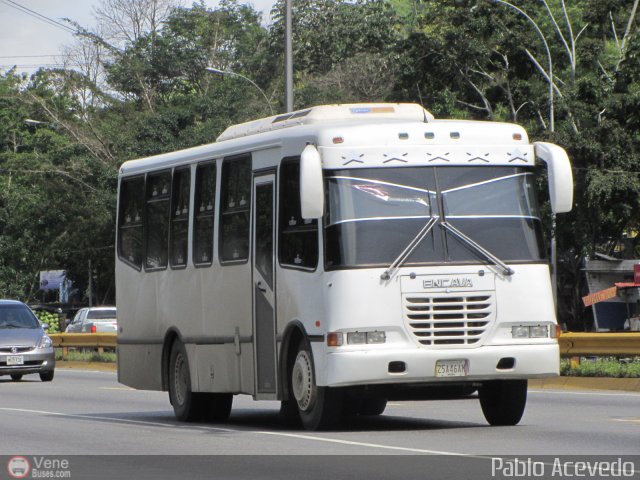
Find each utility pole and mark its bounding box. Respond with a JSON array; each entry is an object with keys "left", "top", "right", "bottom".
[
  {"left": 285, "top": 0, "right": 293, "bottom": 112},
  {"left": 88, "top": 259, "right": 93, "bottom": 307}
]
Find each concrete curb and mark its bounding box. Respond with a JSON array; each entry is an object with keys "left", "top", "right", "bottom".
[
  {"left": 530, "top": 377, "right": 640, "bottom": 392},
  {"left": 56, "top": 362, "right": 640, "bottom": 392}
]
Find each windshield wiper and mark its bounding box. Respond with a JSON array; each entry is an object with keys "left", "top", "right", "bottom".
[
  {"left": 0, "top": 323, "right": 25, "bottom": 329},
  {"left": 380, "top": 217, "right": 438, "bottom": 281},
  {"left": 440, "top": 221, "right": 514, "bottom": 276}
]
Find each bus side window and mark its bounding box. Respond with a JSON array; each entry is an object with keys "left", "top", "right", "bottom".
[
  {"left": 278, "top": 158, "right": 318, "bottom": 269},
  {"left": 118, "top": 176, "right": 144, "bottom": 269},
  {"left": 219, "top": 155, "right": 251, "bottom": 263},
  {"left": 193, "top": 162, "right": 216, "bottom": 266},
  {"left": 170, "top": 167, "right": 190, "bottom": 268},
  {"left": 145, "top": 171, "right": 171, "bottom": 270}
]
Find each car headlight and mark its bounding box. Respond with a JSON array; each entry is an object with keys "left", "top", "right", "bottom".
[{"left": 38, "top": 335, "right": 53, "bottom": 349}]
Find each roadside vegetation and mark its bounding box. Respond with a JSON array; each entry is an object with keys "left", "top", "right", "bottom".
[
  {"left": 55, "top": 349, "right": 117, "bottom": 363},
  {"left": 561, "top": 357, "right": 640, "bottom": 378},
  {"left": 1, "top": 0, "right": 640, "bottom": 330}
]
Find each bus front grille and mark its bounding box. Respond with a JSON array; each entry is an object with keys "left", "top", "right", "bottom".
[{"left": 403, "top": 293, "right": 495, "bottom": 346}]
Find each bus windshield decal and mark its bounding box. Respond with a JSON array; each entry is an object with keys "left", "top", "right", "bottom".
[{"left": 326, "top": 176, "right": 436, "bottom": 227}]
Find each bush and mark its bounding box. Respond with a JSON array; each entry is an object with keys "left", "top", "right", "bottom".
[{"left": 561, "top": 357, "right": 640, "bottom": 378}]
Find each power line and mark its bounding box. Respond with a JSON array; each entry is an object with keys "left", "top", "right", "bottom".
[
  {"left": 0, "top": 53, "right": 60, "bottom": 58},
  {"left": 0, "top": 64, "right": 65, "bottom": 68},
  {"left": 0, "top": 54, "right": 59, "bottom": 59},
  {"left": 0, "top": 0, "right": 76, "bottom": 34}
]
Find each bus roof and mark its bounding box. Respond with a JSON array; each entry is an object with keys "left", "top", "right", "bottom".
[
  {"left": 216, "top": 103, "right": 434, "bottom": 142},
  {"left": 119, "top": 103, "right": 533, "bottom": 175}
]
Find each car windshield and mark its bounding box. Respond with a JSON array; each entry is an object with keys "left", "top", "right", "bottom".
[
  {"left": 0, "top": 304, "right": 40, "bottom": 328},
  {"left": 324, "top": 166, "right": 546, "bottom": 269},
  {"left": 87, "top": 309, "right": 117, "bottom": 320}
]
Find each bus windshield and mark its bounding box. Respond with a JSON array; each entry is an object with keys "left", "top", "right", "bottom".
[{"left": 324, "top": 166, "right": 546, "bottom": 269}]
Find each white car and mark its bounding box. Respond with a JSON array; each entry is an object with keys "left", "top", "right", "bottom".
[{"left": 65, "top": 307, "right": 117, "bottom": 333}]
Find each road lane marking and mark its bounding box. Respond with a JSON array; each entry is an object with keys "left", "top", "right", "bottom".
[
  {"left": 0, "top": 407, "right": 236, "bottom": 433},
  {"left": 529, "top": 389, "right": 640, "bottom": 398},
  {"left": 100, "top": 387, "right": 135, "bottom": 391},
  {"left": 255, "top": 431, "right": 478, "bottom": 456},
  {"left": 0, "top": 407, "right": 487, "bottom": 457},
  {"left": 612, "top": 418, "right": 640, "bottom": 425}
]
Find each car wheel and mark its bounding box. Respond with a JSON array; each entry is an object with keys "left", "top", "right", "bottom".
[
  {"left": 39, "top": 371, "right": 54, "bottom": 382},
  {"left": 168, "top": 340, "right": 233, "bottom": 422},
  {"left": 479, "top": 380, "right": 527, "bottom": 426},
  {"left": 290, "top": 339, "right": 342, "bottom": 430},
  {"left": 10, "top": 374, "right": 23, "bottom": 382}
]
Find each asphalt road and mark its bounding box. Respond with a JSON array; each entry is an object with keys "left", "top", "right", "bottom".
[{"left": 0, "top": 368, "right": 638, "bottom": 479}]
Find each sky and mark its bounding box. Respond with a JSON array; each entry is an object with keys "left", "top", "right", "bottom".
[{"left": 0, "top": 0, "right": 276, "bottom": 75}]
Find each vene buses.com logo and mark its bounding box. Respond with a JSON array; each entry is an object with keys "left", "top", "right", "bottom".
[{"left": 7, "top": 456, "right": 30, "bottom": 479}]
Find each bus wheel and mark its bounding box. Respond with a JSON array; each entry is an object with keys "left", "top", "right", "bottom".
[
  {"left": 10, "top": 374, "right": 23, "bottom": 381},
  {"left": 290, "top": 341, "right": 342, "bottom": 430},
  {"left": 169, "top": 341, "right": 233, "bottom": 422},
  {"left": 359, "top": 397, "right": 387, "bottom": 416},
  {"left": 169, "top": 341, "right": 202, "bottom": 421},
  {"left": 479, "top": 380, "right": 527, "bottom": 426}
]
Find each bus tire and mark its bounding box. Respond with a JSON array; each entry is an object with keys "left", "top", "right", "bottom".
[
  {"left": 290, "top": 340, "right": 342, "bottom": 431},
  {"left": 169, "top": 340, "right": 204, "bottom": 422},
  {"left": 169, "top": 341, "right": 233, "bottom": 422},
  {"left": 359, "top": 397, "right": 387, "bottom": 416},
  {"left": 10, "top": 374, "right": 23, "bottom": 381},
  {"left": 479, "top": 380, "right": 527, "bottom": 426},
  {"left": 200, "top": 393, "right": 233, "bottom": 422}
]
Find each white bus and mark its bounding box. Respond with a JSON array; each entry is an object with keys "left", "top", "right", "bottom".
[{"left": 116, "top": 103, "right": 573, "bottom": 430}]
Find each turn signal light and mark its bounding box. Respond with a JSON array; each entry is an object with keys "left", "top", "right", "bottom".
[{"left": 327, "top": 332, "right": 343, "bottom": 347}]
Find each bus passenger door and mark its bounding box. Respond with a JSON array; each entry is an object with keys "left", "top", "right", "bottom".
[{"left": 252, "top": 173, "right": 277, "bottom": 397}]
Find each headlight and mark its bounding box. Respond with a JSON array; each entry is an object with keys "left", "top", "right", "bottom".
[
  {"left": 511, "top": 326, "right": 530, "bottom": 339},
  {"left": 529, "top": 325, "right": 549, "bottom": 338},
  {"left": 511, "top": 325, "right": 550, "bottom": 339},
  {"left": 327, "top": 330, "right": 387, "bottom": 346},
  {"left": 38, "top": 335, "right": 53, "bottom": 349},
  {"left": 347, "top": 332, "right": 367, "bottom": 344}
]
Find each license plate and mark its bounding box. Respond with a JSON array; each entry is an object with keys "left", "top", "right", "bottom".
[
  {"left": 435, "top": 359, "right": 468, "bottom": 378},
  {"left": 7, "top": 355, "right": 24, "bottom": 366}
]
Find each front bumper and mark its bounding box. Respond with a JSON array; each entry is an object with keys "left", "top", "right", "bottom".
[
  {"left": 318, "top": 343, "right": 559, "bottom": 387},
  {"left": 0, "top": 348, "right": 56, "bottom": 376}
]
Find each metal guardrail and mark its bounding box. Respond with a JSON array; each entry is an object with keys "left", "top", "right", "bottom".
[
  {"left": 48, "top": 332, "right": 639, "bottom": 359},
  {"left": 49, "top": 333, "right": 117, "bottom": 357},
  {"left": 559, "top": 332, "right": 640, "bottom": 356}
]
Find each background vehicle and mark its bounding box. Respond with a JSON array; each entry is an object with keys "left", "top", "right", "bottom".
[
  {"left": 116, "top": 103, "right": 573, "bottom": 430},
  {"left": 65, "top": 307, "right": 117, "bottom": 333},
  {"left": 0, "top": 299, "right": 55, "bottom": 382}
]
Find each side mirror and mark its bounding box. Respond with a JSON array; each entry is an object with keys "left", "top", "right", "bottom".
[
  {"left": 300, "top": 144, "right": 324, "bottom": 219},
  {"left": 42, "top": 323, "right": 50, "bottom": 331},
  {"left": 534, "top": 142, "right": 574, "bottom": 214}
]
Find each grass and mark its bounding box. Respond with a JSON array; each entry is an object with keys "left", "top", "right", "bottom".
[
  {"left": 561, "top": 357, "right": 640, "bottom": 378},
  {"left": 55, "top": 349, "right": 116, "bottom": 363}
]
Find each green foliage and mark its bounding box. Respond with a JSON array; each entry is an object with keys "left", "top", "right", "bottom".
[
  {"left": 561, "top": 357, "right": 640, "bottom": 378},
  {"left": 1, "top": 0, "right": 640, "bottom": 331},
  {"left": 55, "top": 349, "right": 117, "bottom": 363}
]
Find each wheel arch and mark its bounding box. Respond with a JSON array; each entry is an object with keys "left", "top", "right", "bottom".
[{"left": 278, "top": 319, "right": 309, "bottom": 401}]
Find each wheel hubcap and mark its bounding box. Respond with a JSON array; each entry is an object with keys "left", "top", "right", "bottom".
[
  {"left": 291, "top": 350, "right": 315, "bottom": 412},
  {"left": 173, "top": 352, "right": 187, "bottom": 406}
]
